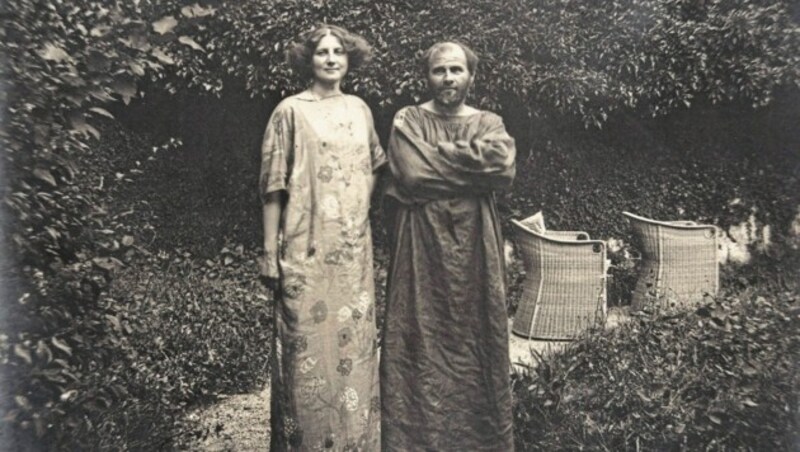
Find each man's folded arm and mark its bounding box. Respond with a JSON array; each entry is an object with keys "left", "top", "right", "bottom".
[{"left": 391, "top": 116, "right": 515, "bottom": 193}]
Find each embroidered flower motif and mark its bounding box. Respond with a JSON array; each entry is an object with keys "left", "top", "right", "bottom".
[
  {"left": 338, "top": 327, "right": 352, "bottom": 347},
  {"left": 283, "top": 272, "right": 307, "bottom": 299},
  {"left": 337, "top": 358, "right": 353, "bottom": 376},
  {"left": 300, "top": 376, "right": 326, "bottom": 399},
  {"left": 357, "top": 291, "right": 371, "bottom": 314},
  {"left": 321, "top": 194, "right": 341, "bottom": 219},
  {"left": 340, "top": 387, "right": 359, "bottom": 411},
  {"left": 324, "top": 249, "right": 354, "bottom": 265},
  {"left": 292, "top": 335, "right": 308, "bottom": 354},
  {"left": 351, "top": 308, "right": 363, "bottom": 321},
  {"left": 283, "top": 416, "right": 303, "bottom": 447},
  {"left": 311, "top": 301, "right": 327, "bottom": 323},
  {"left": 299, "top": 357, "right": 317, "bottom": 374},
  {"left": 337, "top": 306, "right": 353, "bottom": 323},
  {"left": 318, "top": 165, "right": 334, "bottom": 183},
  {"left": 341, "top": 216, "right": 363, "bottom": 245}
]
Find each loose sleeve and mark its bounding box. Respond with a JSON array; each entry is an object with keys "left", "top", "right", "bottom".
[
  {"left": 436, "top": 113, "right": 516, "bottom": 190},
  {"left": 366, "top": 106, "right": 387, "bottom": 171},
  {"left": 259, "top": 104, "right": 294, "bottom": 203},
  {"left": 388, "top": 108, "right": 515, "bottom": 196}
]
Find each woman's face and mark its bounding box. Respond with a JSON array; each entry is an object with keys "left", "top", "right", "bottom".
[{"left": 312, "top": 33, "right": 348, "bottom": 85}]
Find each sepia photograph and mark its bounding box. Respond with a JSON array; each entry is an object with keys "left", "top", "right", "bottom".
[{"left": 1, "top": 0, "right": 798, "bottom": 450}]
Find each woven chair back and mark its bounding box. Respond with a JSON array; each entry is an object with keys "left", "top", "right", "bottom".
[
  {"left": 511, "top": 219, "right": 607, "bottom": 340},
  {"left": 624, "top": 212, "right": 719, "bottom": 309}
]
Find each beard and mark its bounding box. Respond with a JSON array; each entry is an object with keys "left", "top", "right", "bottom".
[{"left": 433, "top": 85, "right": 469, "bottom": 108}]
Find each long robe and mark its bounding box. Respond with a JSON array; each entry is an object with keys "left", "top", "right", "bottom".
[
  {"left": 260, "top": 92, "right": 386, "bottom": 451},
  {"left": 380, "top": 106, "right": 516, "bottom": 451}
]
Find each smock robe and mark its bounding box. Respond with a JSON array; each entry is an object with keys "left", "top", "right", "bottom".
[
  {"left": 380, "top": 106, "right": 516, "bottom": 451},
  {"left": 260, "top": 92, "right": 386, "bottom": 451}
]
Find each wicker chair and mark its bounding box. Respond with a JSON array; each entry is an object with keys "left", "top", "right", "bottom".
[
  {"left": 511, "top": 216, "right": 607, "bottom": 340},
  {"left": 623, "top": 212, "right": 719, "bottom": 309}
]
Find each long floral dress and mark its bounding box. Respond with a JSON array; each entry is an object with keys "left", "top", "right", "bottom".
[{"left": 259, "top": 91, "right": 386, "bottom": 451}]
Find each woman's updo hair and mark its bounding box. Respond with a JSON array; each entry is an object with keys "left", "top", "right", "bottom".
[{"left": 286, "top": 25, "right": 373, "bottom": 80}]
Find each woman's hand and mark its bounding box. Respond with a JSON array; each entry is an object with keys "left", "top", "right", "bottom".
[{"left": 259, "top": 249, "right": 280, "bottom": 291}]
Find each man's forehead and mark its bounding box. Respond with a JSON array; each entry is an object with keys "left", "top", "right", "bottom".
[{"left": 429, "top": 44, "right": 467, "bottom": 67}]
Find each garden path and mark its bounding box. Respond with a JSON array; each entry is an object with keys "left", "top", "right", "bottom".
[{"left": 180, "top": 307, "right": 628, "bottom": 451}]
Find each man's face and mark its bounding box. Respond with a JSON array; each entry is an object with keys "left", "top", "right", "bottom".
[{"left": 427, "top": 45, "right": 474, "bottom": 109}]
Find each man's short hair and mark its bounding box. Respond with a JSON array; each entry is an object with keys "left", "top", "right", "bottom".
[{"left": 421, "top": 41, "right": 479, "bottom": 75}]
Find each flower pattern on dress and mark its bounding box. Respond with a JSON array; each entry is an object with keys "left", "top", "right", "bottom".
[
  {"left": 283, "top": 272, "right": 307, "bottom": 299},
  {"left": 264, "top": 94, "right": 383, "bottom": 451},
  {"left": 321, "top": 194, "right": 341, "bottom": 219},
  {"left": 338, "top": 327, "right": 352, "bottom": 347},
  {"left": 292, "top": 335, "right": 308, "bottom": 354},
  {"left": 337, "top": 358, "right": 353, "bottom": 376},
  {"left": 337, "top": 306, "right": 353, "bottom": 323},
  {"left": 357, "top": 291, "right": 371, "bottom": 314},
  {"left": 300, "top": 376, "right": 326, "bottom": 400},
  {"left": 324, "top": 249, "right": 354, "bottom": 265},
  {"left": 311, "top": 301, "right": 328, "bottom": 323},
  {"left": 299, "top": 357, "right": 317, "bottom": 374},
  {"left": 340, "top": 387, "right": 359, "bottom": 411},
  {"left": 317, "top": 165, "right": 334, "bottom": 183}
]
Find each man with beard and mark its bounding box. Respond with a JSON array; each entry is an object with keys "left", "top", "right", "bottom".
[{"left": 380, "top": 41, "right": 516, "bottom": 451}]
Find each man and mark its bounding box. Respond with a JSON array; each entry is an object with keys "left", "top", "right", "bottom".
[{"left": 380, "top": 41, "right": 516, "bottom": 451}]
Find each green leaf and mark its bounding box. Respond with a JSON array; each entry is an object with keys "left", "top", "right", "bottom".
[
  {"left": 59, "top": 389, "right": 78, "bottom": 402},
  {"left": 742, "top": 398, "right": 758, "bottom": 407},
  {"left": 51, "top": 337, "right": 72, "bottom": 356},
  {"left": 14, "top": 395, "right": 31, "bottom": 410},
  {"left": 178, "top": 36, "right": 205, "bottom": 52},
  {"left": 38, "top": 43, "right": 71, "bottom": 62},
  {"left": 151, "top": 48, "right": 175, "bottom": 65},
  {"left": 181, "top": 3, "right": 217, "bottom": 17},
  {"left": 129, "top": 61, "right": 146, "bottom": 76},
  {"left": 14, "top": 344, "right": 33, "bottom": 365},
  {"left": 89, "top": 107, "right": 114, "bottom": 119},
  {"left": 92, "top": 257, "right": 125, "bottom": 271},
  {"left": 69, "top": 112, "right": 101, "bottom": 140},
  {"left": 33, "top": 168, "right": 57, "bottom": 187},
  {"left": 111, "top": 79, "right": 137, "bottom": 105},
  {"left": 152, "top": 16, "right": 178, "bottom": 35}
]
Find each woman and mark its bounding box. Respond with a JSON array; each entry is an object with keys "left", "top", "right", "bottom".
[{"left": 259, "top": 25, "right": 385, "bottom": 451}]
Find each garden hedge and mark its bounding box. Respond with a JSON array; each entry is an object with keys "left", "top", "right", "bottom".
[{"left": 1, "top": 0, "right": 798, "bottom": 449}]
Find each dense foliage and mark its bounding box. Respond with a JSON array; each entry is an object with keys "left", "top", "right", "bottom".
[
  {"left": 1, "top": 0, "right": 798, "bottom": 449},
  {"left": 512, "top": 280, "right": 800, "bottom": 450},
  {"left": 165, "top": 0, "right": 800, "bottom": 127}
]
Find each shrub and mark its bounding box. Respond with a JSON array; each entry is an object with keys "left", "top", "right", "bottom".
[
  {"left": 2, "top": 0, "right": 798, "bottom": 448},
  {"left": 166, "top": 0, "right": 800, "bottom": 127},
  {"left": 512, "top": 282, "right": 800, "bottom": 450}
]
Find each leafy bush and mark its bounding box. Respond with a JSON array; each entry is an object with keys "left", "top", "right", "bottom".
[
  {"left": 512, "top": 281, "right": 800, "bottom": 451},
  {"left": 2, "top": 0, "right": 798, "bottom": 449},
  {"left": 503, "top": 90, "right": 800, "bottom": 306},
  {"left": 164, "top": 0, "right": 799, "bottom": 127},
  {"left": 109, "top": 246, "right": 271, "bottom": 402}
]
